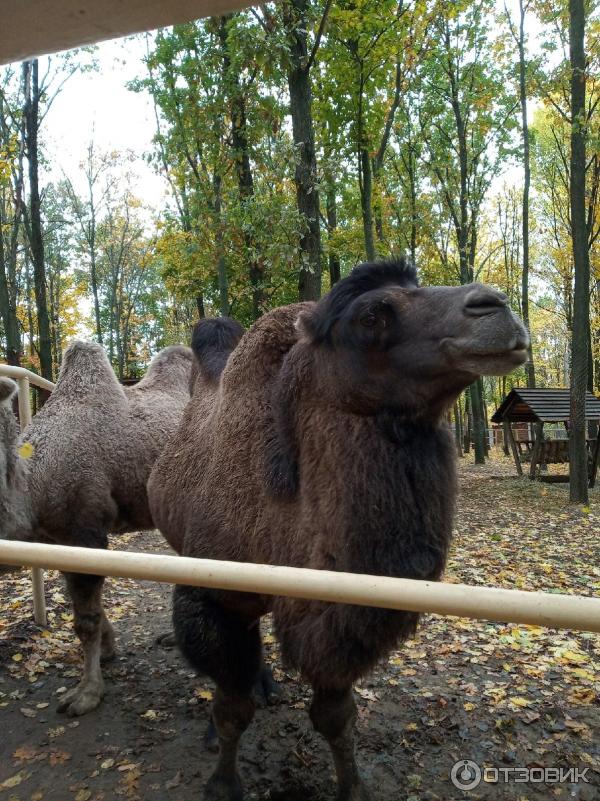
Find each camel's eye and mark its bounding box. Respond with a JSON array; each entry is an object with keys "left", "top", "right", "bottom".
[{"left": 360, "top": 312, "right": 378, "bottom": 328}]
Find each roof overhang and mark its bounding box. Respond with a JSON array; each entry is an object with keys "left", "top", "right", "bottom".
[
  {"left": 491, "top": 388, "right": 600, "bottom": 424},
  {"left": 0, "top": 0, "right": 254, "bottom": 66}
]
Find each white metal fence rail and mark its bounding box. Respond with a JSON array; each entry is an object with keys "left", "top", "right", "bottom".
[
  {"left": 1, "top": 540, "right": 599, "bottom": 633},
  {"left": 0, "top": 364, "right": 55, "bottom": 626}
]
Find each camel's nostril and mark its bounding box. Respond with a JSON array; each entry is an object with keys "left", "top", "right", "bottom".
[{"left": 464, "top": 287, "right": 508, "bottom": 317}]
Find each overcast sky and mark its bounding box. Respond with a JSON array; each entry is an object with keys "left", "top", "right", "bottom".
[{"left": 43, "top": 36, "right": 167, "bottom": 209}]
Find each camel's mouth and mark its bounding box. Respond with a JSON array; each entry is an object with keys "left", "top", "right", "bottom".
[
  {"left": 467, "top": 345, "right": 528, "bottom": 363},
  {"left": 444, "top": 334, "right": 529, "bottom": 376}
]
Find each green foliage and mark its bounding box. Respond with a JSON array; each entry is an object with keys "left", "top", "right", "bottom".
[{"left": 3, "top": 1, "right": 600, "bottom": 447}]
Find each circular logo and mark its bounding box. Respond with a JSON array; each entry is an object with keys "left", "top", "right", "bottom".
[{"left": 451, "top": 759, "right": 482, "bottom": 791}]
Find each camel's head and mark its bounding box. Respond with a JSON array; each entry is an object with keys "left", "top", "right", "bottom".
[{"left": 297, "top": 259, "right": 528, "bottom": 419}]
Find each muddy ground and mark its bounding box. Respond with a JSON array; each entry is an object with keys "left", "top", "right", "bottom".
[{"left": 1, "top": 456, "right": 599, "bottom": 801}]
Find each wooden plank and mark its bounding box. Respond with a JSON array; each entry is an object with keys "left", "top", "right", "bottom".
[
  {"left": 0, "top": 0, "right": 253, "bottom": 65},
  {"left": 589, "top": 434, "right": 600, "bottom": 489},
  {"left": 505, "top": 420, "right": 523, "bottom": 476},
  {"left": 529, "top": 422, "right": 545, "bottom": 480}
]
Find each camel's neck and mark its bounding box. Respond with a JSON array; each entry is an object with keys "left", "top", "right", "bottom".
[{"left": 297, "top": 405, "right": 457, "bottom": 582}]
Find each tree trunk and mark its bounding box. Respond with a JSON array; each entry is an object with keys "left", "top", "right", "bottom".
[
  {"left": 284, "top": 0, "right": 322, "bottom": 301},
  {"left": 359, "top": 147, "right": 376, "bottom": 261},
  {"left": 482, "top": 377, "right": 490, "bottom": 456},
  {"left": 454, "top": 401, "right": 463, "bottom": 457},
  {"left": 213, "top": 172, "right": 228, "bottom": 316},
  {"left": 23, "top": 59, "right": 53, "bottom": 381},
  {"left": 325, "top": 180, "right": 341, "bottom": 286},
  {"left": 0, "top": 94, "right": 22, "bottom": 367},
  {"left": 463, "top": 389, "right": 471, "bottom": 454},
  {"left": 218, "top": 16, "right": 264, "bottom": 319},
  {"left": 444, "top": 19, "right": 485, "bottom": 461},
  {"left": 517, "top": 0, "right": 536, "bottom": 388},
  {"left": 0, "top": 233, "right": 21, "bottom": 366},
  {"left": 568, "top": 0, "right": 590, "bottom": 504},
  {"left": 408, "top": 146, "right": 418, "bottom": 265},
  {"left": 470, "top": 381, "right": 486, "bottom": 465}
]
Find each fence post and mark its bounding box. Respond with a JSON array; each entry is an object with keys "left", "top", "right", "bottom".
[{"left": 16, "top": 375, "right": 47, "bottom": 627}]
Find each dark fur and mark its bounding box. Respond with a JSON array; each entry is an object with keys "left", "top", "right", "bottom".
[
  {"left": 191, "top": 317, "right": 245, "bottom": 384},
  {"left": 301, "top": 258, "right": 418, "bottom": 345},
  {"left": 148, "top": 261, "right": 527, "bottom": 800}
]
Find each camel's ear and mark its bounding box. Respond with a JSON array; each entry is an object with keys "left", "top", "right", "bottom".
[
  {"left": 295, "top": 308, "right": 319, "bottom": 344},
  {"left": 0, "top": 377, "right": 17, "bottom": 403}
]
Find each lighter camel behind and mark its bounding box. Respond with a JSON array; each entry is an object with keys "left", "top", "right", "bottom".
[{"left": 0, "top": 340, "right": 194, "bottom": 716}]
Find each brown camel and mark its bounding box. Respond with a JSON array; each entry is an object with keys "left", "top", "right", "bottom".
[
  {"left": 148, "top": 259, "right": 529, "bottom": 801},
  {"left": 0, "top": 341, "right": 194, "bottom": 716}
]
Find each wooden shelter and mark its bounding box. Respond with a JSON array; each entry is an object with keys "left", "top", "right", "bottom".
[{"left": 491, "top": 388, "right": 600, "bottom": 486}]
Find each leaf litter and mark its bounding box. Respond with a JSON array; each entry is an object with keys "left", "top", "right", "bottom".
[{"left": 0, "top": 455, "right": 598, "bottom": 799}]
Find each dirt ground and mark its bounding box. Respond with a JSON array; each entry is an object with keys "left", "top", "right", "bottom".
[{"left": 1, "top": 455, "right": 599, "bottom": 801}]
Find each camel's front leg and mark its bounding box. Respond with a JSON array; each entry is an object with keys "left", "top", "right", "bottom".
[
  {"left": 58, "top": 572, "right": 110, "bottom": 716},
  {"left": 173, "top": 585, "right": 261, "bottom": 800},
  {"left": 310, "top": 685, "right": 371, "bottom": 801}
]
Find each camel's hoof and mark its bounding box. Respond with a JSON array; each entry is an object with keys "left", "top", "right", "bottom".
[
  {"left": 100, "top": 651, "right": 116, "bottom": 664},
  {"left": 100, "top": 646, "right": 116, "bottom": 664},
  {"left": 57, "top": 683, "right": 104, "bottom": 716},
  {"left": 204, "top": 772, "right": 243, "bottom": 801},
  {"left": 337, "top": 781, "right": 372, "bottom": 801},
  {"left": 204, "top": 716, "right": 219, "bottom": 753},
  {"left": 252, "top": 666, "right": 282, "bottom": 708},
  {"left": 155, "top": 630, "right": 177, "bottom": 649}
]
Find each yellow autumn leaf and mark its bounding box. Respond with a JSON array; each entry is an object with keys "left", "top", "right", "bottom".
[
  {"left": 196, "top": 689, "right": 213, "bottom": 701},
  {"left": 1, "top": 771, "right": 29, "bottom": 789},
  {"left": 18, "top": 442, "right": 34, "bottom": 459},
  {"left": 570, "top": 668, "right": 594, "bottom": 681},
  {"left": 11, "top": 653, "right": 23, "bottom": 662},
  {"left": 568, "top": 688, "right": 596, "bottom": 705},
  {"left": 559, "top": 650, "right": 587, "bottom": 664},
  {"left": 508, "top": 696, "right": 531, "bottom": 708},
  {"left": 463, "top": 702, "right": 476, "bottom": 711}
]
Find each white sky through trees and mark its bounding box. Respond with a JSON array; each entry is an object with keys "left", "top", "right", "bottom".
[{"left": 28, "top": 0, "right": 546, "bottom": 223}]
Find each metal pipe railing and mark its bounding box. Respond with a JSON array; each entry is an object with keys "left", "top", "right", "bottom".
[
  {"left": 0, "top": 364, "right": 55, "bottom": 393},
  {"left": 0, "top": 364, "right": 55, "bottom": 626},
  {"left": 1, "top": 540, "right": 599, "bottom": 633}
]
